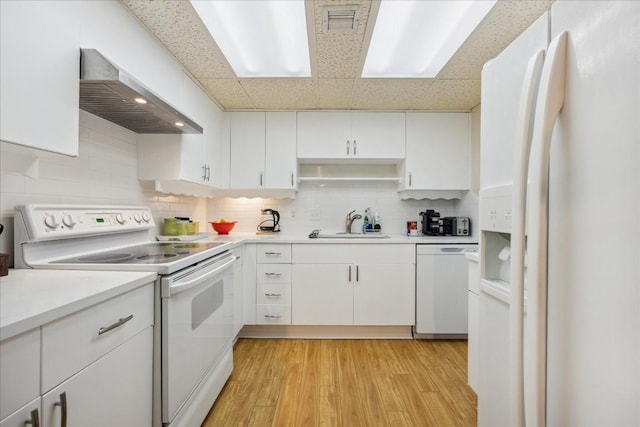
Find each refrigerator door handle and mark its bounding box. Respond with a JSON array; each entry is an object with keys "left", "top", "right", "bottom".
[
  {"left": 509, "top": 48, "right": 546, "bottom": 427},
  {"left": 525, "top": 31, "right": 568, "bottom": 427}
]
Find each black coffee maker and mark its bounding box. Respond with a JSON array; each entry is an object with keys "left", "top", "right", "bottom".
[{"left": 419, "top": 209, "right": 441, "bottom": 236}]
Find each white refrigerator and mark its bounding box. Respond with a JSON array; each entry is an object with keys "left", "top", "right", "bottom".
[{"left": 478, "top": 1, "right": 640, "bottom": 426}]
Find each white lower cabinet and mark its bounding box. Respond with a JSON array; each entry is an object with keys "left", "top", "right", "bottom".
[
  {"left": 0, "top": 283, "right": 154, "bottom": 427},
  {"left": 0, "top": 329, "right": 40, "bottom": 421},
  {"left": 291, "top": 244, "right": 415, "bottom": 326},
  {"left": 255, "top": 244, "right": 292, "bottom": 325},
  {"left": 41, "top": 328, "right": 152, "bottom": 427},
  {"left": 0, "top": 398, "right": 41, "bottom": 427},
  {"left": 291, "top": 263, "right": 353, "bottom": 325}
]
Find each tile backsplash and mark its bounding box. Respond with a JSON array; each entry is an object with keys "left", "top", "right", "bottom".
[
  {"left": 0, "top": 111, "right": 203, "bottom": 263},
  {"left": 206, "top": 183, "right": 478, "bottom": 236}
]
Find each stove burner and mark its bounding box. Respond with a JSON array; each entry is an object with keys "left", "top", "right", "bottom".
[
  {"left": 136, "top": 254, "right": 178, "bottom": 261},
  {"left": 76, "top": 253, "right": 135, "bottom": 263}
]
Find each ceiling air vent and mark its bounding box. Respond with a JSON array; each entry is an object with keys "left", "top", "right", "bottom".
[{"left": 322, "top": 6, "right": 361, "bottom": 33}]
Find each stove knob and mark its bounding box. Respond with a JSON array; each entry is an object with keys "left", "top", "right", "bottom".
[
  {"left": 115, "top": 214, "right": 126, "bottom": 225},
  {"left": 134, "top": 214, "right": 142, "bottom": 223},
  {"left": 62, "top": 214, "right": 76, "bottom": 228},
  {"left": 141, "top": 213, "right": 151, "bottom": 223},
  {"left": 44, "top": 214, "right": 60, "bottom": 229}
]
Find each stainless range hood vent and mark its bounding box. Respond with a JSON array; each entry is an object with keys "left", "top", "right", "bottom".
[{"left": 79, "top": 49, "right": 202, "bottom": 134}]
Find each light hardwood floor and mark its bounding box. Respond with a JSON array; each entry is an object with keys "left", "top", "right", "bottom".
[{"left": 202, "top": 338, "right": 477, "bottom": 426}]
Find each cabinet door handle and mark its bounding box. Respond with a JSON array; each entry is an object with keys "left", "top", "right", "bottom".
[
  {"left": 264, "top": 272, "right": 282, "bottom": 277},
  {"left": 202, "top": 165, "right": 207, "bottom": 182},
  {"left": 291, "top": 173, "right": 294, "bottom": 187},
  {"left": 54, "top": 392, "right": 67, "bottom": 427},
  {"left": 206, "top": 165, "right": 211, "bottom": 181},
  {"left": 264, "top": 251, "right": 282, "bottom": 255},
  {"left": 264, "top": 314, "right": 282, "bottom": 319},
  {"left": 98, "top": 314, "right": 133, "bottom": 335},
  {"left": 353, "top": 140, "right": 357, "bottom": 156},
  {"left": 260, "top": 172, "right": 263, "bottom": 187},
  {"left": 356, "top": 265, "right": 359, "bottom": 282},
  {"left": 409, "top": 172, "right": 412, "bottom": 187},
  {"left": 348, "top": 265, "right": 352, "bottom": 282},
  {"left": 24, "top": 408, "right": 40, "bottom": 427},
  {"left": 265, "top": 293, "right": 282, "bottom": 297},
  {"left": 346, "top": 140, "right": 350, "bottom": 155}
]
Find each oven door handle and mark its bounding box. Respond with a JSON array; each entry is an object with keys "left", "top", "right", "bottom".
[{"left": 168, "top": 257, "right": 236, "bottom": 296}]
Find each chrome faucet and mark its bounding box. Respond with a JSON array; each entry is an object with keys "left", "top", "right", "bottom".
[{"left": 345, "top": 210, "right": 362, "bottom": 234}]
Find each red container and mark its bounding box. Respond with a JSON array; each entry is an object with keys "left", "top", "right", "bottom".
[{"left": 209, "top": 221, "right": 236, "bottom": 234}]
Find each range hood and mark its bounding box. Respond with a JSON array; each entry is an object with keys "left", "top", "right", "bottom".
[{"left": 79, "top": 49, "right": 202, "bottom": 134}]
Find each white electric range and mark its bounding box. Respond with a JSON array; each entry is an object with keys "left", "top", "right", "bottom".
[{"left": 14, "top": 204, "right": 237, "bottom": 427}]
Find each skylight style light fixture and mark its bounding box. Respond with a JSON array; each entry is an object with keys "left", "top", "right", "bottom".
[
  {"left": 362, "top": 0, "right": 497, "bottom": 78},
  {"left": 190, "top": 0, "right": 311, "bottom": 78}
]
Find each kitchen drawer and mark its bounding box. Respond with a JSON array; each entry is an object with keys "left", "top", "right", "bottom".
[
  {"left": 256, "top": 244, "right": 292, "bottom": 263},
  {"left": 257, "top": 284, "right": 291, "bottom": 305},
  {"left": 257, "top": 264, "right": 291, "bottom": 284},
  {"left": 41, "top": 283, "right": 153, "bottom": 393},
  {"left": 256, "top": 304, "right": 291, "bottom": 324},
  {"left": 0, "top": 329, "right": 40, "bottom": 420}
]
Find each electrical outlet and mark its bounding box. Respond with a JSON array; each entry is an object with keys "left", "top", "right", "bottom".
[{"left": 290, "top": 209, "right": 296, "bottom": 219}]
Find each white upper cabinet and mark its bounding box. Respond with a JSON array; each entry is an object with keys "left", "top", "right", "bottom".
[
  {"left": 230, "top": 112, "right": 297, "bottom": 189},
  {"left": 265, "top": 112, "right": 297, "bottom": 189},
  {"left": 403, "top": 113, "right": 470, "bottom": 191},
  {"left": 0, "top": 1, "right": 80, "bottom": 156},
  {"left": 350, "top": 113, "right": 406, "bottom": 159},
  {"left": 230, "top": 112, "right": 266, "bottom": 189},
  {"left": 297, "top": 112, "right": 405, "bottom": 160},
  {"left": 137, "top": 72, "right": 226, "bottom": 188}
]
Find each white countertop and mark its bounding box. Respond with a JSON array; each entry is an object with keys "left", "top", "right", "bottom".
[
  {"left": 0, "top": 269, "right": 157, "bottom": 341},
  {"left": 200, "top": 232, "right": 478, "bottom": 245}
]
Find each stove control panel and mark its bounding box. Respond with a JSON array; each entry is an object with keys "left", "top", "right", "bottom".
[{"left": 16, "top": 205, "right": 155, "bottom": 241}]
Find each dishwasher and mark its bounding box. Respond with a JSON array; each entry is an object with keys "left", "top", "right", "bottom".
[{"left": 415, "top": 244, "right": 478, "bottom": 336}]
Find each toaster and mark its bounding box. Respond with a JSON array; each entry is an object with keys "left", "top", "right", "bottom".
[{"left": 441, "top": 217, "right": 471, "bottom": 236}]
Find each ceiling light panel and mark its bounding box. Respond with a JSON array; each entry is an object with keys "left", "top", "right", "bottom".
[
  {"left": 362, "top": 0, "right": 497, "bottom": 78},
  {"left": 190, "top": 0, "right": 311, "bottom": 78}
]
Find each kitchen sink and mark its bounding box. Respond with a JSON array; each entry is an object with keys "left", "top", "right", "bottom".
[{"left": 309, "top": 231, "right": 390, "bottom": 239}]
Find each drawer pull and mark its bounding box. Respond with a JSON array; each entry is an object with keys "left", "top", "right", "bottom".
[
  {"left": 98, "top": 314, "right": 133, "bottom": 335},
  {"left": 264, "top": 293, "right": 282, "bottom": 297},
  {"left": 264, "top": 251, "right": 282, "bottom": 255},
  {"left": 24, "top": 408, "right": 40, "bottom": 427},
  {"left": 264, "top": 314, "right": 282, "bottom": 319},
  {"left": 54, "top": 392, "right": 67, "bottom": 427},
  {"left": 264, "top": 272, "right": 282, "bottom": 277}
]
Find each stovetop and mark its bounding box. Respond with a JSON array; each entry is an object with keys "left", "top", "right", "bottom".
[{"left": 52, "top": 242, "right": 226, "bottom": 265}]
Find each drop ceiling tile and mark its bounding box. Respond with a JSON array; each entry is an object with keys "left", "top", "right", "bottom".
[
  {"left": 198, "top": 79, "right": 253, "bottom": 110},
  {"left": 122, "top": 0, "right": 235, "bottom": 79},
  {"left": 317, "top": 79, "right": 355, "bottom": 110},
  {"left": 414, "top": 79, "right": 481, "bottom": 110},
  {"left": 439, "top": 0, "right": 555, "bottom": 79},
  {"left": 313, "top": 0, "right": 372, "bottom": 79},
  {"left": 352, "top": 79, "right": 436, "bottom": 110},
  {"left": 240, "top": 79, "right": 318, "bottom": 110}
]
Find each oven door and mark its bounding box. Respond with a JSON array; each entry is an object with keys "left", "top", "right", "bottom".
[{"left": 160, "top": 251, "right": 236, "bottom": 424}]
